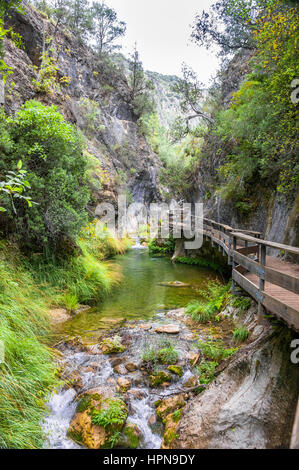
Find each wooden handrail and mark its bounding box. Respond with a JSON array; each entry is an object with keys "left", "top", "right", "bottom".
[{"left": 231, "top": 232, "right": 299, "bottom": 255}]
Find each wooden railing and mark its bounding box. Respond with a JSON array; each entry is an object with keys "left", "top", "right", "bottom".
[{"left": 168, "top": 210, "right": 299, "bottom": 331}]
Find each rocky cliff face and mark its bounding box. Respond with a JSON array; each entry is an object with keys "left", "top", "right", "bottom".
[
  {"left": 193, "top": 51, "right": 299, "bottom": 254},
  {"left": 3, "top": 4, "right": 163, "bottom": 210},
  {"left": 170, "top": 305, "right": 299, "bottom": 449}
]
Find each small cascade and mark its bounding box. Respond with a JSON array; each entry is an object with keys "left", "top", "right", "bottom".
[
  {"left": 42, "top": 311, "right": 200, "bottom": 450},
  {"left": 132, "top": 237, "right": 146, "bottom": 249},
  {"left": 129, "top": 393, "right": 162, "bottom": 449}
]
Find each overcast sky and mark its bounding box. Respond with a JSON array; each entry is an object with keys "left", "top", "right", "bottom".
[{"left": 103, "top": 0, "right": 219, "bottom": 85}]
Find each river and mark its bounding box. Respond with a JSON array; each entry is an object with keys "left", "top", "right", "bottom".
[{"left": 42, "top": 248, "right": 221, "bottom": 449}]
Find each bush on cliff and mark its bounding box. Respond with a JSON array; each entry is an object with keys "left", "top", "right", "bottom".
[{"left": 0, "top": 100, "right": 89, "bottom": 252}]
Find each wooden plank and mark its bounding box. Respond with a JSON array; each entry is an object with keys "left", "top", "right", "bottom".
[
  {"left": 237, "top": 245, "right": 259, "bottom": 255},
  {"left": 234, "top": 251, "right": 299, "bottom": 295},
  {"left": 232, "top": 232, "right": 299, "bottom": 255},
  {"left": 263, "top": 292, "right": 299, "bottom": 331},
  {"left": 232, "top": 269, "right": 258, "bottom": 299},
  {"left": 264, "top": 265, "right": 299, "bottom": 295},
  {"left": 233, "top": 251, "right": 260, "bottom": 276}
]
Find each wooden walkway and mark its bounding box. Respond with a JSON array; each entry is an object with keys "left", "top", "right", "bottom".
[
  {"left": 170, "top": 215, "right": 299, "bottom": 331},
  {"left": 168, "top": 212, "right": 299, "bottom": 449}
]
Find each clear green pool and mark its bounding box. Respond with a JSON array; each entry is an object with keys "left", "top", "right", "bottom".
[{"left": 61, "top": 249, "right": 221, "bottom": 337}]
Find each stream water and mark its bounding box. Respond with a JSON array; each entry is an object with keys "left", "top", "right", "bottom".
[{"left": 42, "top": 249, "right": 221, "bottom": 449}]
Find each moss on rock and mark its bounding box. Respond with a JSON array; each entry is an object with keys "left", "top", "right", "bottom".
[
  {"left": 149, "top": 371, "right": 172, "bottom": 387},
  {"left": 167, "top": 365, "right": 183, "bottom": 377}
]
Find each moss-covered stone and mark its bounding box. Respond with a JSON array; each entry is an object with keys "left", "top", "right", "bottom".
[
  {"left": 156, "top": 394, "right": 185, "bottom": 422},
  {"left": 68, "top": 392, "right": 128, "bottom": 449},
  {"left": 118, "top": 423, "right": 142, "bottom": 449},
  {"left": 149, "top": 371, "right": 172, "bottom": 387},
  {"left": 167, "top": 365, "right": 183, "bottom": 377},
  {"left": 161, "top": 411, "right": 183, "bottom": 449},
  {"left": 100, "top": 335, "right": 126, "bottom": 354}
]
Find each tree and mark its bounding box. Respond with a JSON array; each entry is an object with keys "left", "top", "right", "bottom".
[
  {"left": 191, "top": 0, "right": 279, "bottom": 57},
  {"left": 32, "top": 0, "right": 93, "bottom": 41},
  {"left": 0, "top": 101, "right": 89, "bottom": 250},
  {"left": 92, "top": 1, "right": 126, "bottom": 55},
  {"left": 170, "top": 64, "right": 213, "bottom": 141},
  {"left": 127, "top": 44, "right": 155, "bottom": 117}
]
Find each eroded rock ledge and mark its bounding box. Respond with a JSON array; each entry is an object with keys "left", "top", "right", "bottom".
[{"left": 170, "top": 323, "right": 299, "bottom": 449}]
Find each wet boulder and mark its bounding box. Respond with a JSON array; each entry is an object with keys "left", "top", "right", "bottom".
[
  {"left": 154, "top": 324, "right": 180, "bottom": 335},
  {"left": 117, "top": 423, "right": 142, "bottom": 449},
  {"left": 149, "top": 371, "right": 172, "bottom": 387},
  {"left": 155, "top": 394, "right": 185, "bottom": 422},
  {"left": 117, "top": 377, "right": 131, "bottom": 393},
  {"left": 100, "top": 335, "right": 126, "bottom": 354},
  {"left": 68, "top": 389, "right": 128, "bottom": 449}
]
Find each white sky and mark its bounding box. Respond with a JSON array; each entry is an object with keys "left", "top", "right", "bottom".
[{"left": 102, "top": 0, "right": 219, "bottom": 85}]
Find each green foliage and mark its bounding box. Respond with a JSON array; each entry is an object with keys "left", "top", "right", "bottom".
[
  {"left": 158, "top": 346, "right": 179, "bottom": 365},
  {"left": 0, "top": 242, "right": 59, "bottom": 448},
  {"left": 128, "top": 45, "right": 155, "bottom": 117},
  {"left": 232, "top": 295, "right": 251, "bottom": 311},
  {"left": 233, "top": 326, "right": 249, "bottom": 343},
  {"left": 91, "top": 398, "right": 128, "bottom": 428},
  {"left": 0, "top": 160, "right": 35, "bottom": 214},
  {"left": 175, "top": 256, "right": 225, "bottom": 274},
  {"left": 148, "top": 236, "right": 175, "bottom": 255},
  {"left": 0, "top": 100, "right": 89, "bottom": 251},
  {"left": 186, "top": 282, "right": 231, "bottom": 323},
  {"left": 191, "top": 0, "right": 277, "bottom": 57},
  {"left": 195, "top": 360, "right": 218, "bottom": 384},
  {"left": 197, "top": 337, "right": 238, "bottom": 362},
  {"left": 28, "top": 234, "right": 122, "bottom": 305},
  {"left": 92, "top": 1, "right": 126, "bottom": 55},
  {"left": 61, "top": 292, "right": 79, "bottom": 313},
  {"left": 141, "top": 337, "right": 179, "bottom": 370},
  {"left": 0, "top": 1, "right": 23, "bottom": 81}
]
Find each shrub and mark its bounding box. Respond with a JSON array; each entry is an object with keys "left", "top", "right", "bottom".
[
  {"left": 91, "top": 398, "right": 128, "bottom": 428},
  {"left": 0, "top": 100, "right": 89, "bottom": 252},
  {"left": 186, "top": 282, "right": 231, "bottom": 323},
  {"left": 233, "top": 326, "right": 249, "bottom": 343},
  {"left": 197, "top": 337, "right": 238, "bottom": 362},
  {"left": 195, "top": 361, "right": 218, "bottom": 385}
]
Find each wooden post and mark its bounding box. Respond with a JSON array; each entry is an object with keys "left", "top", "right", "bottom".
[
  {"left": 228, "top": 233, "right": 232, "bottom": 266},
  {"left": 231, "top": 235, "right": 237, "bottom": 292},
  {"left": 245, "top": 240, "right": 248, "bottom": 257},
  {"left": 257, "top": 244, "right": 266, "bottom": 323}
]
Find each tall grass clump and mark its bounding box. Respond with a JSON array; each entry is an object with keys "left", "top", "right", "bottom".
[
  {"left": 26, "top": 223, "right": 130, "bottom": 307},
  {"left": 0, "top": 242, "right": 59, "bottom": 448},
  {"left": 186, "top": 281, "right": 231, "bottom": 323}
]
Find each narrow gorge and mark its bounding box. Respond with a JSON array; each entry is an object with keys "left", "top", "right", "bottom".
[{"left": 0, "top": 0, "right": 298, "bottom": 453}]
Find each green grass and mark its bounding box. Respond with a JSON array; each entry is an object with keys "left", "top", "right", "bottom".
[
  {"left": 232, "top": 296, "right": 252, "bottom": 311},
  {"left": 0, "top": 227, "right": 131, "bottom": 448},
  {"left": 0, "top": 243, "right": 59, "bottom": 448},
  {"left": 26, "top": 231, "right": 127, "bottom": 306},
  {"left": 233, "top": 326, "right": 250, "bottom": 343},
  {"left": 195, "top": 361, "right": 218, "bottom": 385},
  {"left": 186, "top": 281, "right": 231, "bottom": 323},
  {"left": 141, "top": 337, "right": 179, "bottom": 370},
  {"left": 197, "top": 337, "right": 238, "bottom": 362}
]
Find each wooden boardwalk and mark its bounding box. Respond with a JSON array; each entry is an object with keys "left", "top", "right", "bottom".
[
  {"left": 168, "top": 213, "right": 299, "bottom": 449},
  {"left": 168, "top": 213, "right": 299, "bottom": 330}
]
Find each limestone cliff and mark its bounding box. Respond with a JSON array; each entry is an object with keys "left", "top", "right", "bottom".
[
  {"left": 3, "top": 4, "right": 163, "bottom": 210},
  {"left": 192, "top": 51, "right": 299, "bottom": 253}
]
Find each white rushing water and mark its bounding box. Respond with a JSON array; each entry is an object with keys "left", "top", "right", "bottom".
[{"left": 42, "top": 312, "right": 197, "bottom": 449}]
